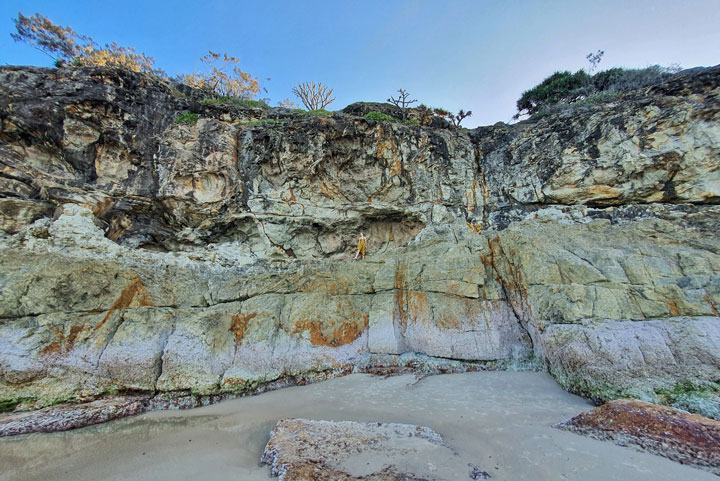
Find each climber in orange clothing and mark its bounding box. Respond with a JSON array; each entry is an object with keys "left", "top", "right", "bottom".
[{"left": 354, "top": 232, "right": 367, "bottom": 260}]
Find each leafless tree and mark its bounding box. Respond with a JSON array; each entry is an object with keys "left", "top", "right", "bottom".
[
  {"left": 388, "top": 89, "right": 417, "bottom": 118},
  {"left": 292, "top": 81, "right": 335, "bottom": 110},
  {"left": 586, "top": 49, "right": 604, "bottom": 73}
]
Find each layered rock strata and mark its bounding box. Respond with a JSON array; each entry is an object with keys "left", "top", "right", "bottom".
[{"left": 0, "top": 65, "right": 719, "bottom": 417}]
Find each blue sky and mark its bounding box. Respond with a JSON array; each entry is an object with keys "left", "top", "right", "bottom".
[{"left": 1, "top": 0, "right": 719, "bottom": 126}]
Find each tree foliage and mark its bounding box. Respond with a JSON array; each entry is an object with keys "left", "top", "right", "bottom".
[
  {"left": 11, "top": 12, "right": 89, "bottom": 61},
  {"left": 431, "top": 107, "right": 472, "bottom": 128},
  {"left": 79, "top": 42, "right": 159, "bottom": 74},
  {"left": 292, "top": 81, "right": 335, "bottom": 110},
  {"left": 11, "top": 12, "right": 163, "bottom": 76},
  {"left": 181, "top": 51, "right": 260, "bottom": 99}
]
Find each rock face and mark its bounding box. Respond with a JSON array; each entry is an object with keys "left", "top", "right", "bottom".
[
  {"left": 0, "top": 65, "right": 719, "bottom": 417},
  {"left": 261, "top": 418, "right": 459, "bottom": 481},
  {"left": 555, "top": 399, "right": 720, "bottom": 475}
]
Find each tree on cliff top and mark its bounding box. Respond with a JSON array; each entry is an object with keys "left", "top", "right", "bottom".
[
  {"left": 11, "top": 12, "right": 89, "bottom": 62},
  {"left": 11, "top": 12, "right": 164, "bottom": 76},
  {"left": 292, "top": 81, "right": 335, "bottom": 110},
  {"left": 180, "top": 51, "right": 261, "bottom": 99}
]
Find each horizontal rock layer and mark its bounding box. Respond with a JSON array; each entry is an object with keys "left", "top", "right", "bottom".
[{"left": 1, "top": 65, "right": 719, "bottom": 417}]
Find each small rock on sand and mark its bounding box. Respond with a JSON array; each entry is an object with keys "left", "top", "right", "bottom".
[{"left": 261, "top": 418, "right": 475, "bottom": 481}]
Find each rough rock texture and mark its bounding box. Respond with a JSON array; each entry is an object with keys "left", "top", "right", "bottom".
[
  {"left": 555, "top": 399, "right": 720, "bottom": 476},
  {"left": 0, "top": 395, "right": 149, "bottom": 436},
  {"left": 1, "top": 65, "right": 719, "bottom": 419},
  {"left": 261, "top": 418, "right": 457, "bottom": 481}
]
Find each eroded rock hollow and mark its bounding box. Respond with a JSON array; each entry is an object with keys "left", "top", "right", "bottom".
[{"left": 1, "top": 65, "right": 718, "bottom": 417}]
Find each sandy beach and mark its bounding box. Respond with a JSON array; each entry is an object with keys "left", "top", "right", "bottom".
[{"left": 0, "top": 371, "right": 714, "bottom": 481}]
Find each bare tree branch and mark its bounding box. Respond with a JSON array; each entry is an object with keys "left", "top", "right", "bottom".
[
  {"left": 387, "top": 88, "right": 417, "bottom": 119},
  {"left": 292, "top": 81, "right": 335, "bottom": 110}
]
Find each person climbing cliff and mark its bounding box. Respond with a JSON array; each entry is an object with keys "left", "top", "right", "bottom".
[{"left": 354, "top": 232, "right": 367, "bottom": 260}]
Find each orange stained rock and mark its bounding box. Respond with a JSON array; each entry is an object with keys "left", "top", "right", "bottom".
[
  {"left": 93, "top": 276, "right": 153, "bottom": 331},
  {"left": 466, "top": 222, "right": 483, "bottom": 233},
  {"left": 291, "top": 316, "right": 368, "bottom": 348},
  {"left": 406, "top": 291, "right": 431, "bottom": 325},
  {"left": 394, "top": 265, "right": 408, "bottom": 329},
  {"left": 705, "top": 295, "right": 719, "bottom": 316},
  {"left": 40, "top": 324, "right": 86, "bottom": 357},
  {"left": 230, "top": 312, "right": 258, "bottom": 344},
  {"left": 667, "top": 299, "right": 681, "bottom": 316}
]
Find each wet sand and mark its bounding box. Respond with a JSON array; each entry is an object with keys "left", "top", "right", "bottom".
[{"left": 0, "top": 372, "right": 714, "bottom": 480}]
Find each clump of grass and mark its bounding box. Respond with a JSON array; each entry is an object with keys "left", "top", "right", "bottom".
[
  {"left": 364, "top": 111, "right": 399, "bottom": 122},
  {"left": 174, "top": 113, "right": 200, "bottom": 124},
  {"left": 201, "top": 97, "right": 269, "bottom": 108},
  {"left": 363, "top": 111, "right": 420, "bottom": 126},
  {"left": 306, "top": 109, "right": 332, "bottom": 117},
  {"left": 170, "top": 87, "right": 187, "bottom": 99}
]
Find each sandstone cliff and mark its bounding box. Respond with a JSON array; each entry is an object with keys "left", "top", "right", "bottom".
[{"left": 1, "top": 65, "right": 718, "bottom": 417}]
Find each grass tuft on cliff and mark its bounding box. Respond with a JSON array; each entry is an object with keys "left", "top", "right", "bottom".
[
  {"left": 174, "top": 113, "right": 200, "bottom": 124},
  {"left": 201, "top": 97, "right": 269, "bottom": 108}
]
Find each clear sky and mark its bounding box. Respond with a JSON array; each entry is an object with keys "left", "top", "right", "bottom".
[{"left": 1, "top": 0, "right": 719, "bottom": 126}]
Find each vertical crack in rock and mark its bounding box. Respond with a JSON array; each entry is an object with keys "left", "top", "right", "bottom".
[
  {"left": 154, "top": 316, "right": 177, "bottom": 392},
  {"left": 482, "top": 236, "right": 537, "bottom": 354},
  {"left": 95, "top": 311, "right": 126, "bottom": 370}
]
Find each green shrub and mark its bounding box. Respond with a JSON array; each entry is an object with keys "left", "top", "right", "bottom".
[
  {"left": 592, "top": 65, "right": 675, "bottom": 92},
  {"left": 306, "top": 109, "right": 332, "bottom": 116},
  {"left": 516, "top": 65, "right": 679, "bottom": 118},
  {"left": 174, "top": 113, "right": 199, "bottom": 124},
  {"left": 201, "top": 97, "right": 269, "bottom": 108},
  {"left": 516, "top": 70, "right": 591, "bottom": 117},
  {"left": 364, "top": 111, "right": 399, "bottom": 122}
]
